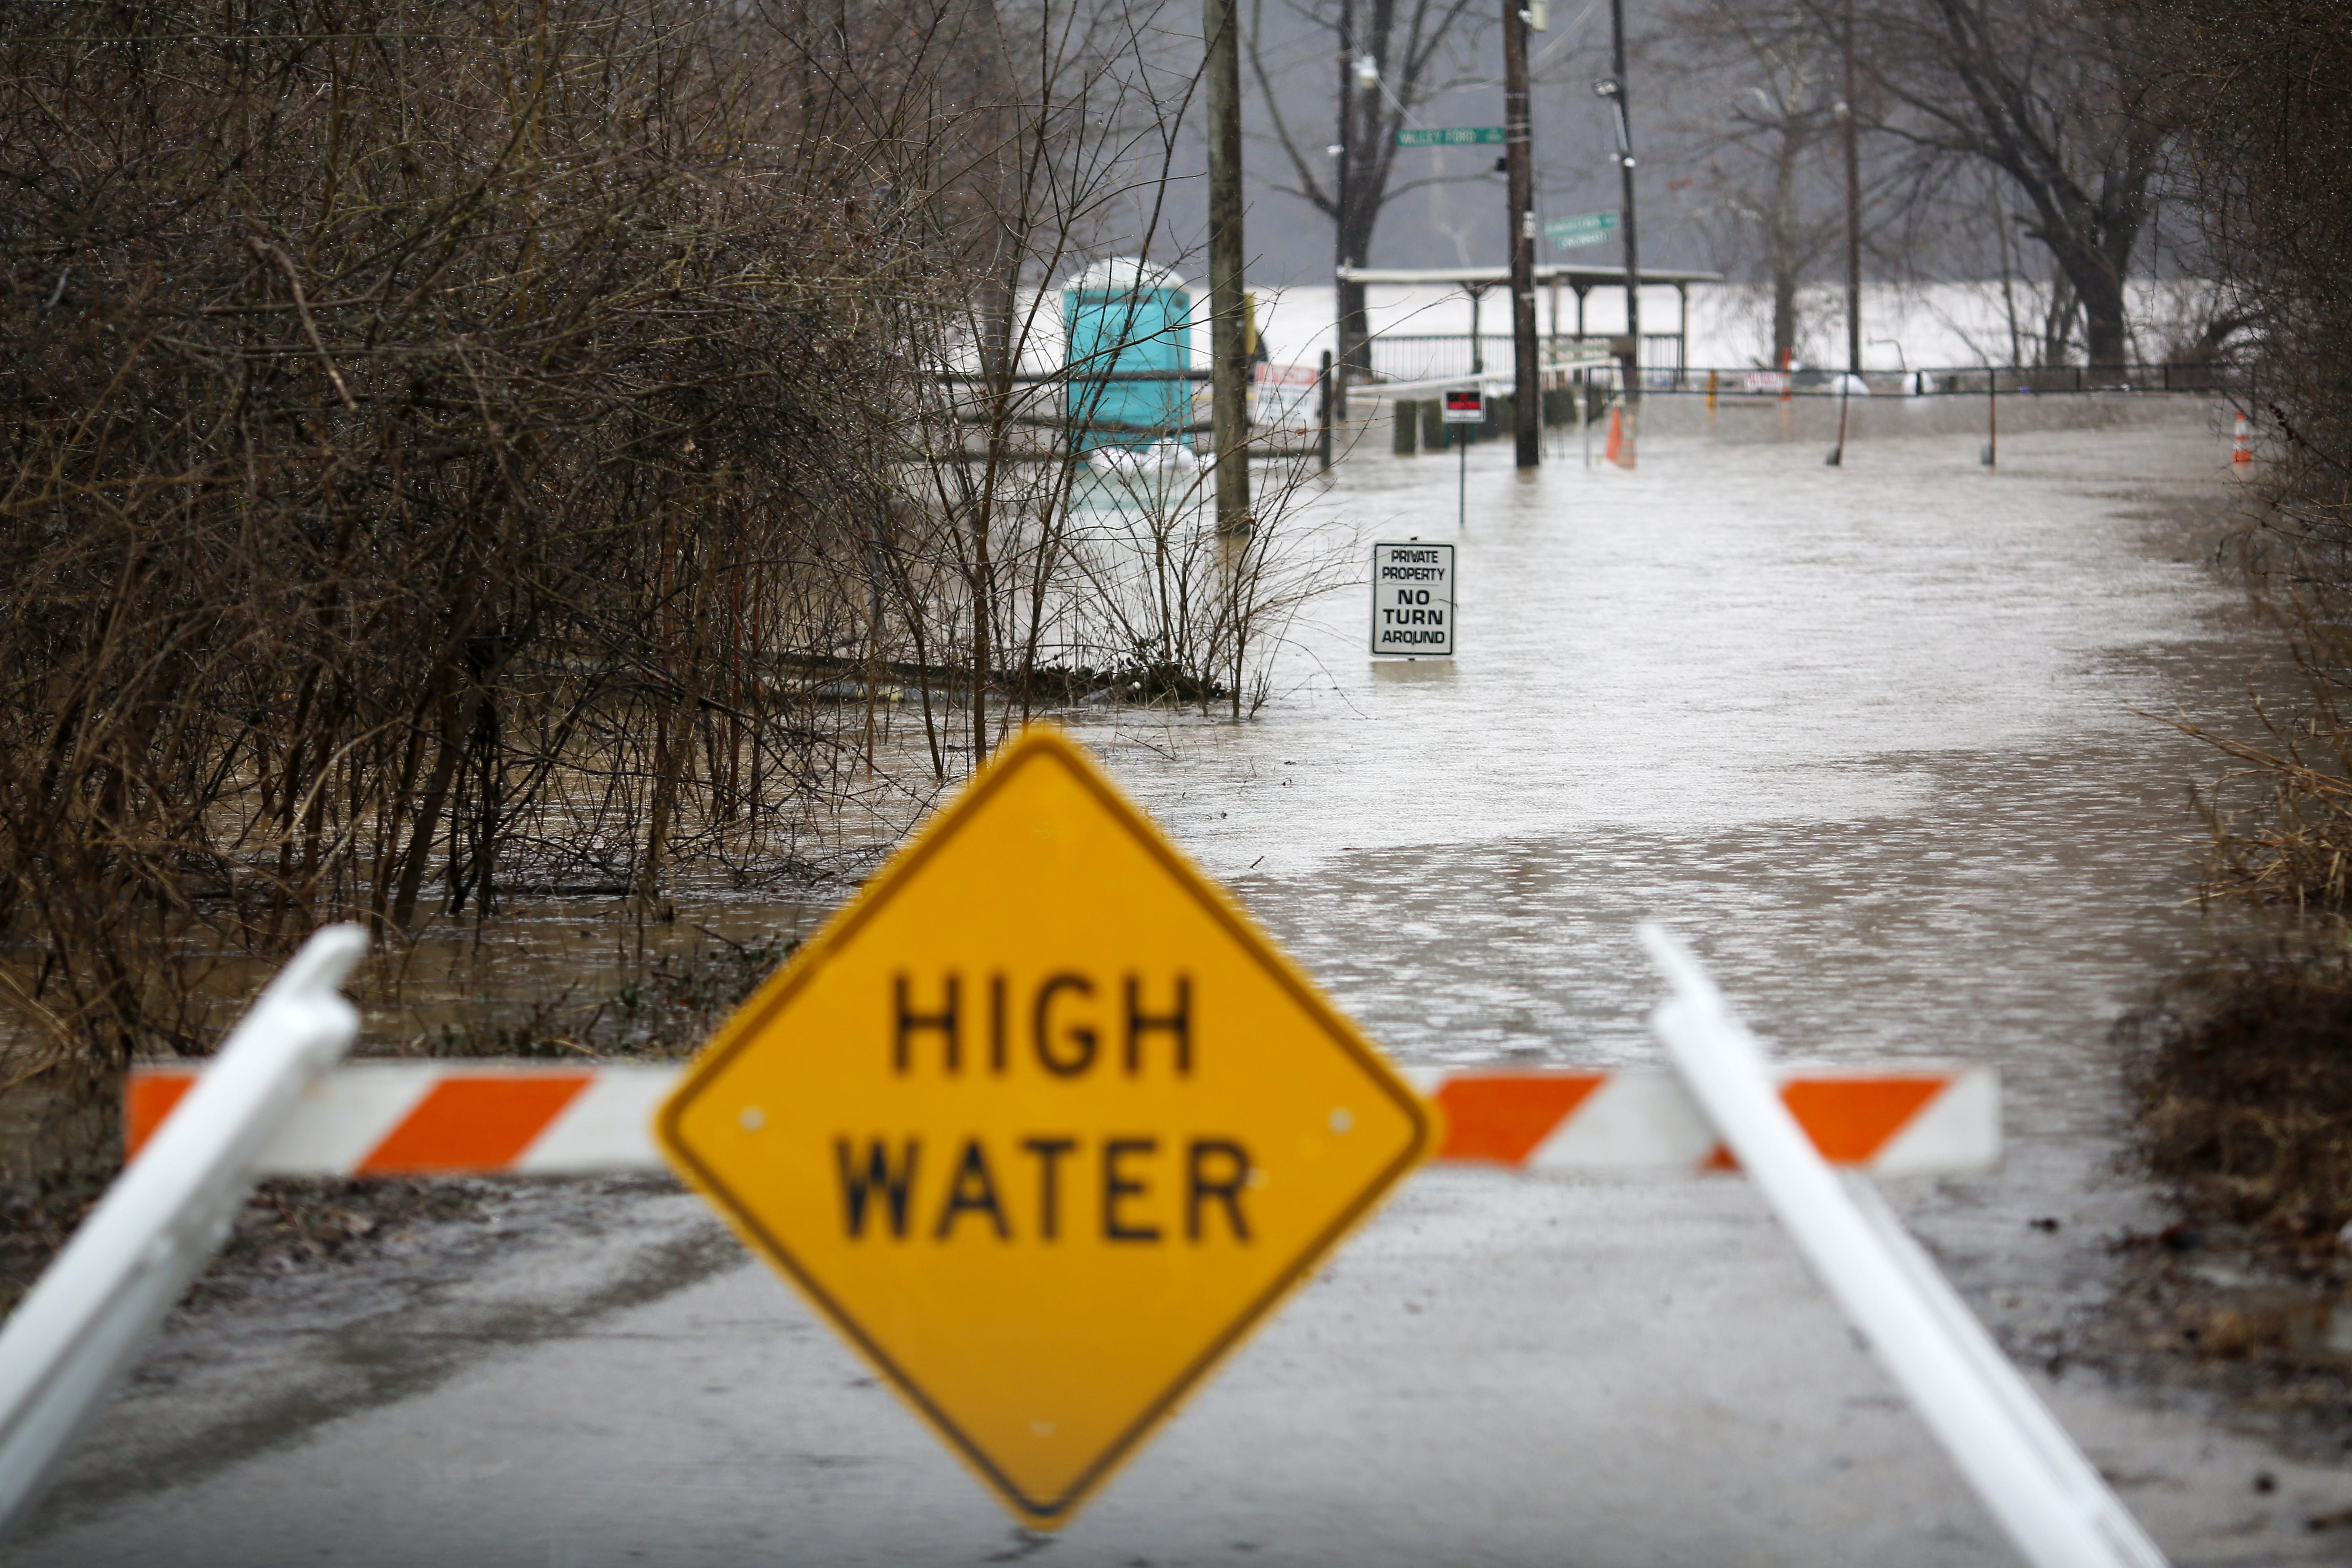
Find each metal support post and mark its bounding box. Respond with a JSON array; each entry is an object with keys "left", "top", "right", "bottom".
[
  {"left": 1457, "top": 420, "right": 1468, "bottom": 531},
  {"left": 1637, "top": 923, "right": 2170, "bottom": 1568},
  {"left": 0, "top": 927, "right": 368, "bottom": 1537}
]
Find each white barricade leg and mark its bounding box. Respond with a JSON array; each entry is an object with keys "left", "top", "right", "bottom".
[
  {"left": 1637, "top": 922, "right": 2167, "bottom": 1568},
  {"left": 0, "top": 925, "right": 367, "bottom": 1537}
]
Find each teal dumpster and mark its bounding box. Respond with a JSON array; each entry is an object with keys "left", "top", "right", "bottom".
[{"left": 1063, "top": 259, "right": 1192, "bottom": 452}]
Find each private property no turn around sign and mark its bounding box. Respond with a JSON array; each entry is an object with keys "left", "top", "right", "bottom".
[
  {"left": 1371, "top": 541, "right": 1455, "bottom": 656},
  {"left": 655, "top": 728, "right": 1435, "bottom": 1530}
]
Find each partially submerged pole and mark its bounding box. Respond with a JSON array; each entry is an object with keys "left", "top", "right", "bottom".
[
  {"left": 1205, "top": 0, "right": 1253, "bottom": 533},
  {"left": 1829, "top": 0, "right": 1860, "bottom": 467},
  {"left": 1502, "top": 0, "right": 1540, "bottom": 469},
  {"left": 1602, "top": 0, "right": 1639, "bottom": 465},
  {"left": 1318, "top": 349, "right": 1334, "bottom": 471}
]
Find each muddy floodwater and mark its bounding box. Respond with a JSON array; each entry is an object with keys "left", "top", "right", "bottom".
[{"left": 22, "top": 394, "right": 2352, "bottom": 1567}]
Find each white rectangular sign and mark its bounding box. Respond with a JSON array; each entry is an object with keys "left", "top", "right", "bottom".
[
  {"left": 1251, "top": 361, "right": 1320, "bottom": 433},
  {"left": 1441, "top": 387, "right": 1484, "bottom": 424},
  {"left": 1370, "top": 542, "right": 1455, "bottom": 657}
]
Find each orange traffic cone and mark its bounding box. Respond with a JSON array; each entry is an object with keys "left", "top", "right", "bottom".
[
  {"left": 1604, "top": 406, "right": 1635, "bottom": 469},
  {"left": 2232, "top": 410, "right": 2254, "bottom": 468}
]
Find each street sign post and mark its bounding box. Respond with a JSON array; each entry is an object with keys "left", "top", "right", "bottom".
[
  {"left": 1441, "top": 386, "right": 1482, "bottom": 531},
  {"left": 1394, "top": 126, "right": 1505, "bottom": 147},
  {"left": 1371, "top": 542, "right": 1455, "bottom": 658},
  {"left": 1545, "top": 210, "right": 1620, "bottom": 250},
  {"left": 655, "top": 728, "right": 1435, "bottom": 1531}
]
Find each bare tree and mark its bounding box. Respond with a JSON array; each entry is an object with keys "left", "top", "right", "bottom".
[
  {"left": 1859, "top": 0, "right": 2170, "bottom": 367},
  {"left": 1247, "top": 0, "right": 1489, "bottom": 385},
  {"left": 0, "top": 0, "right": 1339, "bottom": 1187},
  {"left": 1654, "top": 0, "right": 1843, "bottom": 364}
]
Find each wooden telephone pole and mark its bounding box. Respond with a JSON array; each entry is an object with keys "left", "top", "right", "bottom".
[
  {"left": 1205, "top": 0, "right": 1252, "bottom": 532},
  {"left": 1502, "top": 0, "right": 1540, "bottom": 469}
]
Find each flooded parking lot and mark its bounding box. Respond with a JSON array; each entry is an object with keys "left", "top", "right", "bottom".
[{"left": 22, "top": 396, "right": 2350, "bottom": 1567}]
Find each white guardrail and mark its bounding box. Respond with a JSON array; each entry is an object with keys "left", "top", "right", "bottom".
[{"left": 0, "top": 925, "right": 366, "bottom": 1536}]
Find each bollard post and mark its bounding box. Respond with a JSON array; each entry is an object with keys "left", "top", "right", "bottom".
[
  {"left": 0, "top": 926, "right": 367, "bottom": 1538},
  {"left": 1392, "top": 398, "right": 1418, "bottom": 456},
  {"left": 1318, "top": 349, "right": 1333, "bottom": 471}
]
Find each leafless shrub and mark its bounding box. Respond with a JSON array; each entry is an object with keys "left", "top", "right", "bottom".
[
  {"left": 0, "top": 0, "right": 1338, "bottom": 1178},
  {"left": 2137, "top": 0, "right": 2352, "bottom": 920}
]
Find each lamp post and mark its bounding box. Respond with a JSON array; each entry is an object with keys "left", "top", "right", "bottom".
[
  {"left": 1829, "top": 0, "right": 1861, "bottom": 466},
  {"left": 1598, "top": 0, "right": 1639, "bottom": 464}
]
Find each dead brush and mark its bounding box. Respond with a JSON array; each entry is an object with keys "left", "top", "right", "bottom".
[
  {"left": 0, "top": 0, "right": 1346, "bottom": 1197},
  {"left": 2163, "top": 504, "right": 2352, "bottom": 916},
  {"left": 2131, "top": 512, "right": 2352, "bottom": 1242},
  {"left": 2131, "top": 957, "right": 2352, "bottom": 1237}
]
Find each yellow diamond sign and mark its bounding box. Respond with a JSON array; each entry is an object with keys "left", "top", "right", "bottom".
[{"left": 656, "top": 726, "right": 1434, "bottom": 1529}]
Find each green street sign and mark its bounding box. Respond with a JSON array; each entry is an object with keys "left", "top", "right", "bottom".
[
  {"left": 1545, "top": 210, "right": 1621, "bottom": 249},
  {"left": 1395, "top": 126, "right": 1506, "bottom": 147}
]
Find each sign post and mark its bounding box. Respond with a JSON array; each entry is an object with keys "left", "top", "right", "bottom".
[
  {"left": 656, "top": 729, "right": 1434, "bottom": 1531},
  {"left": 1370, "top": 542, "right": 1456, "bottom": 658},
  {"left": 1442, "top": 386, "right": 1482, "bottom": 531}
]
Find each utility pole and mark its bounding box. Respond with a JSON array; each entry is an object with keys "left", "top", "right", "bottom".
[
  {"left": 1841, "top": 0, "right": 1861, "bottom": 379},
  {"left": 1502, "top": 0, "right": 1540, "bottom": 469},
  {"left": 1830, "top": 0, "right": 1860, "bottom": 465},
  {"left": 1206, "top": 0, "right": 1252, "bottom": 533},
  {"left": 1600, "top": 0, "right": 1639, "bottom": 463},
  {"left": 1333, "top": 1, "right": 1354, "bottom": 422}
]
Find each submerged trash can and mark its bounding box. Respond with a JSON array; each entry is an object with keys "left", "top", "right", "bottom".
[{"left": 1063, "top": 259, "right": 1191, "bottom": 453}]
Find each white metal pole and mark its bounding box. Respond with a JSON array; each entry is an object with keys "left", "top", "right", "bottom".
[
  {"left": 1636, "top": 922, "right": 2168, "bottom": 1568},
  {"left": 0, "top": 925, "right": 367, "bottom": 1537}
]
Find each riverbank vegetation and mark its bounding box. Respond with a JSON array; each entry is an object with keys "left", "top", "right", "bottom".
[
  {"left": 0, "top": 0, "right": 1339, "bottom": 1187},
  {"left": 2125, "top": 0, "right": 2352, "bottom": 1284}
]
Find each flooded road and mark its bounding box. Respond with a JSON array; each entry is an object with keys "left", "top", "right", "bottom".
[{"left": 24, "top": 396, "right": 2352, "bottom": 1567}]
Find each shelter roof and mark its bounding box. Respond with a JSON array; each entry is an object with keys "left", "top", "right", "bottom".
[{"left": 1337, "top": 264, "right": 1723, "bottom": 288}]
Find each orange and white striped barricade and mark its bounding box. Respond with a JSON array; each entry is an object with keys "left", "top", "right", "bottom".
[
  {"left": 124, "top": 1060, "right": 1999, "bottom": 1179},
  {"left": 1413, "top": 1064, "right": 1996, "bottom": 1176}
]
